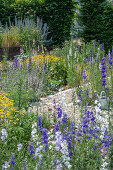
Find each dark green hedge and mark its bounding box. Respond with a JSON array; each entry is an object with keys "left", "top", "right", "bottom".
[
  {"left": 78, "top": 0, "right": 113, "bottom": 54},
  {"left": 36, "top": 0, "right": 75, "bottom": 47},
  {"left": 0, "top": 0, "right": 16, "bottom": 25}
]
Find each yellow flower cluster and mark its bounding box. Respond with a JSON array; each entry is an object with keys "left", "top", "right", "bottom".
[
  {"left": 0, "top": 91, "right": 25, "bottom": 125},
  {"left": 25, "top": 55, "right": 62, "bottom": 65},
  {"left": 33, "top": 29, "right": 38, "bottom": 33},
  {"left": 18, "top": 54, "right": 65, "bottom": 69}
]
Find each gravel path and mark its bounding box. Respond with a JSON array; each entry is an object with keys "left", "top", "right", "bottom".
[{"left": 27, "top": 87, "right": 82, "bottom": 122}]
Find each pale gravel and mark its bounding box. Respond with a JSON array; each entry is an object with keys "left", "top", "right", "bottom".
[{"left": 27, "top": 87, "right": 82, "bottom": 123}]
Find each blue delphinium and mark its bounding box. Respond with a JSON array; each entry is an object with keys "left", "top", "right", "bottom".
[
  {"left": 10, "top": 154, "right": 16, "bottom": 170},
  {"left": 90, "top": 57, "right": 93, "bottom": 68},
  {"left": 62, "top": 114, "right": 67, "bottom": 124},
  {"left": 70, "top": 122, "right": 75, "bottom": 131},
  {"left": 78, "top": 89, "right": 82, "bottom": 102},
  {"left": 55, "top": 123, "right": 60, "bottom": 132},
  {"left": 43, "top": 65, "right": 45, "bottom": 71},
  {"left": 29, "top": 142, "right": 35, "bottom": 156},
  {"left": 84, "top": 58, "right": 89, "bottom": 64},
  {"left": 108, "top": 50, "right": 113, "bottom": 69},
  {"left": 75, "top": 111, "right": 100, "bottom": 142},
  {"left": 100, "top": 46, "right": 102, "bottom": 51},
  {"left": 102, "top": 43, "right": 104, "bottom": 50},
  {"left": 64, "top": 132, "right": 73, "bottom": 158},
  {"left": 90, "top": 49, "right": 92, "bottom": 55},
  {"left": 42, "top": 128, "right": 48, "bottom": 151},
  {"left": 56, "top": 105, "right": 62, "bottom": 119},
  {"left": 82, "top": 70, "right": 87, "bottom": 80},
  {"left": 86, "top": 88, "right": 89, "bottom": 96},
  {"left": 14, "top": 57, "right": 18, "bottom": 68},
  {"left": 101, "top": 58, "right": 107, "bottom": 86},
  {"left": 38, "top": 115, "right": 42, "bottom": 131}
]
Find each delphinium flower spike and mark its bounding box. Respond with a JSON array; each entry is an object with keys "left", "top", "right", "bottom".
[
  {"left": 42, "top": 128, "right": 48, "bottom": 151},
  {"left": 38, "top": 115, "right": 42, "bottom": 131},
  {"left": 10, "top": 154, "right": 16, "bottom": 170},
  {"left": 82, "top": 70, "right": 87, "bottom": 80},
  {"left": 101, "top": 58, "right": 107, "bottom": 87},
  {"left": 29, "top": 142, "right": 35, "bottom": 156}
]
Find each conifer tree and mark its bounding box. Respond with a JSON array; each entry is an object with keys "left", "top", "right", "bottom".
[
  {"left": 78, "top": 0, "right": 113, "bottom": 53},
  {"left": 37, "top": 0, "right": 75, "bottom": 47}
]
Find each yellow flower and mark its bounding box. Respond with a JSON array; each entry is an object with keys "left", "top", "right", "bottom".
[
  {"left": 10, "top": 107, "right": 16, "bottom": 111},
  {"left": 16, "top": 118, "right": 19, "bottom": 121},
  {"left": 15, "top": 111, "right": 20, "bottom": 113},
  {"left": 13, "top": 122, "right": 17, "bottom": 125}
]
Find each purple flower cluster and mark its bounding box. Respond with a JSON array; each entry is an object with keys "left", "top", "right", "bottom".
[
  {"left": 56, "top": 105, "right": 62, "bottom": 119},
  {"left": 84, "top": 58, "right": 89, "bottom": 64},
  {"left": 64, "top": 131, "right": 73, "bottom": 158},
  {"left": 29, "top": 142, "right": 35, "bottom": 156},
  {"left": 62, "top": 114, "right": 67, "bottom": 124},
  {"left": 99, "top": 130, "right": 113, "bottom": 158},
  {"left": 55, "top": 123, "right": 60, "bottom": 132},
  {"left": 42, "top": 128, "right": 48, "bottom": 150},
  {"left": 108, "top": 50, "right": 113, "bottom": 69},
  {"left": 10, "top": 154, "right": 16, "bottom": 170},
  {"left": 86, "top": 88, "right": 89, "bottom": 96},
  {"left": 100, "top": 43, "right": 104, "bottom": 51},
  {"left": 38, "top": 115, "right": 42, "bottom": 131},
  {"left": 75, "top": 111, "right": 100, "bottom": 142},
  {"left": 70, "top": 122, "right": 75, "bottom": 131},
  {"left": 78, "top": 89, "right": 82, "bottom": 102},
  {"left": 101, "top": 58, "right": 107, "bottom": 86},
  {"left": 90, "top": 49, "right": 92, "bottom": 55},
  {"left": 82, "top": 70, "right": 87, "bottom": 80}
]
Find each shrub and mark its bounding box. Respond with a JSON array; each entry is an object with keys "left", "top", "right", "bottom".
[
  {"left": 78, "top": 0, "right": 113, "bottom": 53},
  {"left": 37, "top": 0, "right": 75, "bottom": 47}
]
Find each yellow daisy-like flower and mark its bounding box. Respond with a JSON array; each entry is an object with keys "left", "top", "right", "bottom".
[
  {"left": 15, "top": 111, "right": 20, "bottom": 113},
  {"left": 0, "top": 91, "right": 25, "bottom": 124},
  {"left": 13, "top": 122, "right": 17, "bottom": 125}
]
